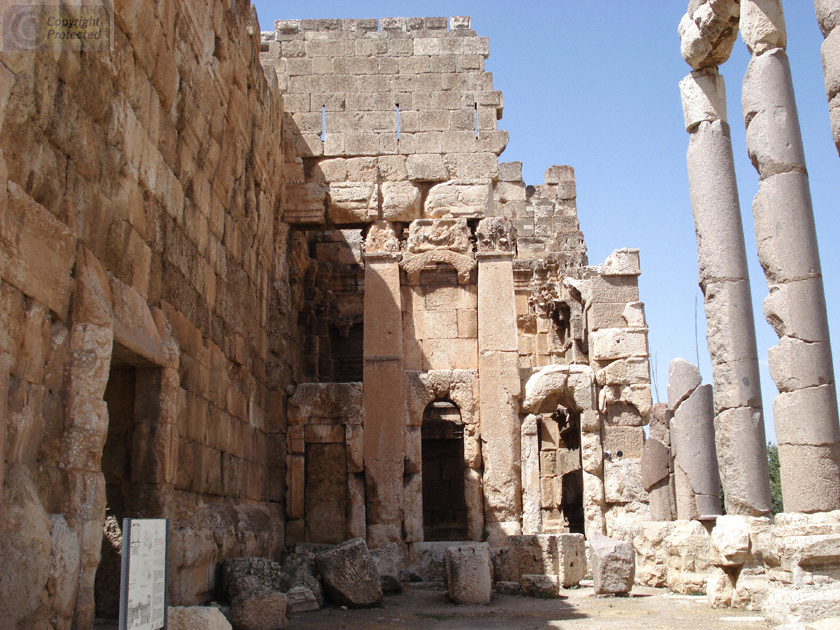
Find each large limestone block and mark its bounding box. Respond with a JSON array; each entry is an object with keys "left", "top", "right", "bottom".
[
  {"left": 591, "top": 328, "right": 648, "bottom": 361},
  {"left": 680, "top": 69, "right": 727, "bottom": 131},
  {"left": 596, "top": 357, "right": 650, "bottom": 387},
  {"left": 229, "top": 578, "right": 288, "bottom": 630},
  {"left": 634, "top": 521, "right": 674, "bottom": 588},
  {"left": 288, "top": 383, "right": 363, "bottom": 426},
  {"left": 425, "top": 180, "right": 492, "bottom": 218},
  {"left": 589, "top": 532, "right": 634, "bottom": 595},
  {"left": 678, "top": 1, "right": 740, "bottom": 69},
  {"left": 667, "top": 358, "right": 701, "bottom": 411},
  {"left": 405, "top": 154, "right": 449, "bottom": 181},
  {"left": 604, "top": 457, "right": 647, "bottom": 504},
  {"left": 816, "top": 0, "right": 840, "bottom": 37},
  {"left": 598, "top": 248, "right": 640, "bottom": 276},
  {"left": 327, "top": 182, "right": 378, "bottom": 224},
  {"left": 823, "top": 28, "right": 840, "bottom": 100},
  {"left": 48, "top": 514, "right": 80, "bottom": 624},
  {"left": 709, "top": 515, "right": 752, "bottom": 567},
  {"left": 740, "top": 0, "right": 787, "bottom": 54},
  {"left": 444, "top": 544, "right": 492, "bottom": 605},
  {"left": 667, "top": 520, "right": 710, "bottom": 595},
  {"left": 763, "top": 584, "right": 840, "bottom": 627},
  {"left": 0, "top": 466, "right": 51, "bottom": 628},
  {"left": 370, "top": 543, "right": 403, "bottom": 593},
  {"left": 315, "top": 538, "right": 383, "bottom": 608},
  {"left": 381, "top": 181, "right": 421, "bottom": 222},
  {"left": 168, "top": 606, "right": 233, "bottom": 630}
]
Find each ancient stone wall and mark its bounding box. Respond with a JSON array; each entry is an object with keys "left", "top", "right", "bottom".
[{"left": 0, "top": 0, "right": 290, "bottom": 625}]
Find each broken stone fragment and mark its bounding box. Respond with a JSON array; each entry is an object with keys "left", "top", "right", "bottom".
[
  {"left": 168, "top": 606, "right": 232, "bottom": 630},
  {"left": 589, "top": 532, "right": 635, "bottom": 595},
  {"left": 229, "top": 577, "right": 288, "bottom": 630},
  {"left": 444, "top": 544, "right": 492, "bottom": 605},
  {"left": 314, "top": 538, "right": 383, "bottom": 608}
]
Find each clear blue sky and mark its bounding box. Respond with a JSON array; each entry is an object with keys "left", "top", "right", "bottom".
[{"left": 252, "top": 1, "right": 840, "bottom": 443}]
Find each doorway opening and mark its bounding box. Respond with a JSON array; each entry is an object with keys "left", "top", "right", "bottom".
[{"left": 421, "top": 400, "right": 468, "bottom": 541}]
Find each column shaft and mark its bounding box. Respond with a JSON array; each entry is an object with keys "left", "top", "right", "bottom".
[{"left": 741, "top": 1, "right": 840, "bottom": 513}]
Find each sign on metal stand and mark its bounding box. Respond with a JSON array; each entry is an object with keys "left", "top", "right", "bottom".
[{"left": 119, "top": 518, "right": 169, "bottom": 630}]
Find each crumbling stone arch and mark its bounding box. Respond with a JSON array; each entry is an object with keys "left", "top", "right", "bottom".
[
  {"left": 521, "top": 364, "right": 605, "bottom": 537},
  {"left": 405, "top": 370, "right": 483, "bottom": 541}
]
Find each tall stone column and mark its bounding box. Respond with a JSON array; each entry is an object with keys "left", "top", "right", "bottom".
[
  {"left": 362, "top": 222, "right": 406, "bottom": 547},
  {"left": 476, "top": 218, "right": 521, "bottom": 545},
  {"left": 814, "top": 0, "right": 840, "bottom": 154},
  {"left": 678, "top": 0, "right": 772, "bottom": 515},
  {"left": 741, "top": 0, "right": 840, "bottom": 513}
]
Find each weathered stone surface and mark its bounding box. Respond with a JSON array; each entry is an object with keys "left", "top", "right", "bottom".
[
  {"left": 634, "top": 521, "right": 674, "bottom": 588},
  {"left": 740, "top": 0, "right": 787, "bottom": 54},
  {"left": 315, "top": 538, "right": 383, "bottom": 608},
  {"left": 230, "top": 577, "right": 288, "bottom": 630},
  {"left": 709, "top": 515, "right": 752, "bottom": 567},
  {"left": 667, "top": 520, "right": 710, "bottom": 595},
  {"left": 444, "top": 544, "right": 492, "bottom": 605},
  {"left": 641, "top": 438, "right": 669, "bottom": 490},
  {"left": 680, "top": 68, "right": 727, "bottom": 132},
  {"left": 763, "top": 584, "right": 840, "bottom": 627},
  {"left": 285, "top": 586, "right": 319, "bottom": 613},
  {"left": 0, "top": 466, "right": 51, "bottom": 628},
  {"left": 371, "top": 543, "right": 403, "bottom": 593},
  {"left": 678, "top": 0, "right": 740, "bottom": 69},
  {"left": 667, "top": 358, "right": 701, "bottom": 411},
  {"left": 671, "top": 383, "right": 721, "bottom": 519},
  {"left": 405, "top": 154, "right": 449, "bottom": 181},
  {"left": 425, "top": 180, "right": 492, "bottom": 218},
  {"left": 405, "top": 218, "right": 471, "bottom": 253},
  {"left": 519, "top": 573, "right": 560, "bottom": 598},
  {"left": 169, "top": 606, "right": 233, "bottom": 630},
  {"left": 381, "top": 181, "right": 421, "bottom": 221},
  {"left": 589, "top": 532, "right": 634, "bottom": 595}
]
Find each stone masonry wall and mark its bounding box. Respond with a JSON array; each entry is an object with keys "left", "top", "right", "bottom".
[{"left": 0, "top": 0, "right": 290, "bottom": 626}]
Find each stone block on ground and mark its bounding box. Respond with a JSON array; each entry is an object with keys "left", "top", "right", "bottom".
[
  {"left": 589, "top": 532, "right": 635, "bottom": 595},
  {"left": 285, "top": 586, "right": 319, "bottom": 613},
  {"left": 371, "top": 542, "right": 403, "bottom": 593},
  {"left": 168, "top": 606, "right": 233, "bottom": 630},
  {"left": 229, "top": 577, "right": 288, "bottom": 630},
  {"left": 315, "top": 538, "right": 383, "bottom": 607},
  {"left": 520, "top": 573, "right": 560, "bottom": 598},
  {"left": 444, "top": 544, "right": 492, "bottom": 605},
  {"left": 763, "top": 584, "right": 840, "bottom": 627}
]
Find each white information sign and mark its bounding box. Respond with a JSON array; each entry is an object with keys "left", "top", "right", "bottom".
[{"left": 119, "top": 518, "right": 168, "bottom": 630}]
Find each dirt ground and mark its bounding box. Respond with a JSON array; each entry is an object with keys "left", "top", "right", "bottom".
[{"left": 285, "top": 582, "right": 772, "bottom": 630}]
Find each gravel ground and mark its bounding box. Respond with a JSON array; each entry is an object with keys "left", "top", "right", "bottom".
[{"left": 284, "top": 582, "right": 772, "bottom": 630}]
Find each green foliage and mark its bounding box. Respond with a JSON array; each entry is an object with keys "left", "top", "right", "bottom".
[{"left": 767, "top": 441, "right": 784, "bottom": 515}]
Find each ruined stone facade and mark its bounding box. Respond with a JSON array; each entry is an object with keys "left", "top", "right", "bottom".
[{"left": 0, "top": 5, "right": 653, "bottom": 626}]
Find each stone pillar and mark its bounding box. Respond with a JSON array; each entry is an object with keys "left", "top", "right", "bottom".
[
  {"left": 741, "top": 0, "right": 840, "bottom": 513},
  {"left": 521, "top": 414, "right": 541, "bottom": 535},
  {"left": 476, "top": 217, "right": 521, "bottom": 545},
  {"left": 641, "top": 403, "right": 676, "bottom": 521},
  {"left": 362, "top": 222, "right": 406, "bottom": 547},
  {"left": 668, "top": 359, "right": 722, "bottom": 521},
  {"left": 815, "top": 0, "right": 840, "bottom": 154},
  {"left": 678, "top": 0, "right": 772, "bottom": 515}
]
